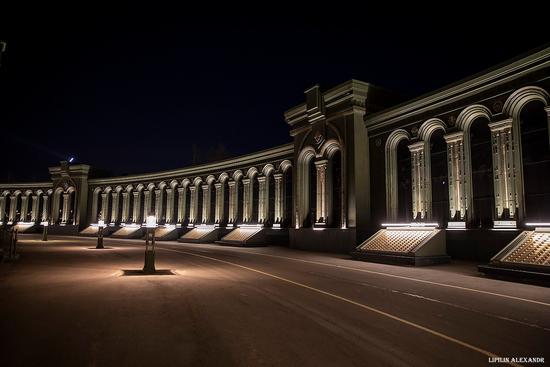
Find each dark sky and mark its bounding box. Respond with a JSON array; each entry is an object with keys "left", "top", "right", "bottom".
[{"left": 1, "top": 9, "right": 548, "bottom": 182}]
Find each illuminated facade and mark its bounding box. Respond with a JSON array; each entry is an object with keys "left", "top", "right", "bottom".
[{"left": 1, "top": 47, "right": 550, "bottom": 265}]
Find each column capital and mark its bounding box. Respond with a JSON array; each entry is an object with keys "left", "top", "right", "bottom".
[
  {"left": 228, "top": 180, "right": 236, "bottom": 187},
  {"left": 189, "top": 186, "right": 197, "bottom": 192},
  {"left": 408, "top": 141, "right": 424, "bottom": 152},
  {"left": 177, "top": 187, "right": 185, "bottom": 193},
  {"left": 257, "top": 176, "right": 267, "bottom": 183},
  {"left": 214, "top": 182, "right": 222, "bottom": 189},
  {"left": 242, "top": 178, "right": 251, "bottom": 185},
  {"left": 201, "top": 184, "right": 210, "bottom": 191},
  {"left": 314, "top": 159, "right": 329, "bottom": 167},
  {"left": 444, "top": 131, "right": 464, "bottom": 143},
  {"left": 132, "top": 191, "right": 139, "bottom": 197},
  {"left": 488, "top": 118, "right": 513, "bottom": 132},
  {"left": 274, "top": 173, "right": 283, "bottom": 180},
  {"left": 544, "top": 106, "right": 550, "bottom": 115}
]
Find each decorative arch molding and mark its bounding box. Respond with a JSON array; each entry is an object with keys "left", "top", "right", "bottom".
[
  {"left": 104, "top": 186, "right": 113, "bottom": 194},
  {"left": 218, "top": 172, "right": 229, "bottom": 183},
  {"left": 296, "top": 146, "right": 316, "bottom": 228},
  {"left": 319, "top": 139, "right": 341, "bottom": 159},
  {"left": 114, "top": 185, "right": 124, "bottom": 193},
  {"left": 456, "top": 105, "right": 492, "bottom": 132},
  {"left": 278, "top": 160, "right": 292, "bottom": 173},
  {"left": 452, "top": 104, "right": 493, "bottom": 224},
  {"left": 232, "top": 170, "right": 243, "bottom": 181},
  {"left": 385, "top": 129, "right": 410, "bottom": 221},
  {"left": 246, "top": 167, "right": 258, "bottom": 179},
  {"left": 205, "top": 175, "right": 216, "bottom": 185},
  {"left": 135, "top": 184, "right": 145, "bottom": 192},
  {"left": 262, "top": 164, "right": 275, "bottom": 177},
  {"left": 503, "top": 86, "right": 550, "bottom": 120},
  {"left": 498, "top": 86, "right": 550, "bottom": 222},
  {"left": 181, "top": 179, "right": 191, "bottom": 188},
  {"left": 192, "top": 177, "right": 203, "bottom": 187},
  {"left": 418, "top": 118, "right": 446, "bottom": 141},
  {"left": 169, "top": 180, "right": 179, "bottom": 189},
  {"left": 157, "top": 181, "right": 167, "bottom": 190},
  {"left": 125, "top": 184, "right": 134, "bottom": 193}
]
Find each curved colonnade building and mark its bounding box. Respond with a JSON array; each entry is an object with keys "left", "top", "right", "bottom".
[{"left": 2, "top": 47, "right": 550, "bottom": 279}]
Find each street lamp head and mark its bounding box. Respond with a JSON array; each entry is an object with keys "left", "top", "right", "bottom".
[
  {"left": 98, "top": 219, "right": 105, "bottom": 228},
  {"left": 41, "top": 221, "right": 49, "bottom": 227},
  {"left": 146, "top": 215, "right": 157, "bottom": 228}
]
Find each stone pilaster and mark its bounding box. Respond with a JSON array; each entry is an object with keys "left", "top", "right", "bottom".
[
  {"left": 111, "top": 191, "right": 120, "bottom": 223},
  {"left": 274, "top": 173, "right": 284, "bottom": 224},
  {"left": 42, "top": 195, "right": 49, "bottom": 222},
  {"left": 214, "top": 183, "right": 224, "bottom": 224},
  {"left": 143, "top": 190, "right": 152, "bottom": 222},
  {"left": 444, "top": 132, "right": 468, "bottom": 222},
  {"left": 101, "top": 193, "right": 109, "bottom": 222},
  {"left": 165, "top": 188, "right": 174, "bottom": 224},
  {"left": 154, "top": 189, "right": 163, "bottom": 222},
  {"left": 189, "top": 186, "right": 197, "bottom": 224},
  {"left": 132, "top": 191, "right": 141, "bottom": 223},
  {"left": 257, "top": 176, "right": 268, "bottom": 224},
  {"left": 31, "top": 195, "right": 39, "bottom": 221},
  {"left": 62, "top": 193, "right": 70, "bottom": 223},
  {"left": 489, "top": 119, "right": 519, "bottom": 220},
  {"left": 121, "top": 192, "right": 129, "bottom": 223},
  {"left": 242, "top": 178, "right": 251, "bottom": 223},
  {"left": 409, "top": 142, "right": 426, "bottom": 221},
  {"left": 20, "top": 195, "right": 29, "bottom": 221},
  {"left": 201, "top": 184, "right": 211, "bottom": 224},
  {"left": 0, "top": 196, "right": 6, "bottom": 222},
  {"left": 177, "top": 187, "right": 186, "bottom": 223},
  {"left": 228, "top": 180, "right": 237, "bottom": 224},
  {"left": 9, "top": 195, "right": 17, "bottom": 222}
]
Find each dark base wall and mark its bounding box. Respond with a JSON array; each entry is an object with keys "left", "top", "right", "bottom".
[
  {"left": 446, "top": 229, "right": 521, "bottom": 261},
  {"left": 289, "top": 228, "right": 357, "bottom": 253}
]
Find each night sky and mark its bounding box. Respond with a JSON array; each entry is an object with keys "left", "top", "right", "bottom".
[{"left": 1, "top": 9, "right": 548, "bottom": 182}]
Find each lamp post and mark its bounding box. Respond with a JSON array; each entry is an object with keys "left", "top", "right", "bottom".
[
  {"left": 143, "top": 215, "right": 157, "bottom": 274},
  {"left": 41, "top": 221, "right": 48, "bottom": 241},
  {"left": 96, "top": 220, "right": 104, "bottom": 249}
]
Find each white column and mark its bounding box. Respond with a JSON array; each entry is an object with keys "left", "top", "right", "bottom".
[
  {"left": 62, "top": 193, "right": 70, "bottom": 224},
  {"left": 154, "top": 189, "right": 163, "bottom": 222},
  {"left": 228, "top": 180, "right": 237, "bottom": 224},
  {"left": 31, "top": 195, "right": 39, "bottom": 221},
  {"left": 100, "top": 193, "right": 109, "bottom": 221},
  {"left": 409, "top": 142, "right": 426, "bottom": 221},
  {"left": 132, "top": 191, "right": 141, "bottom": 223},
  {"left": 20, "top": 195, "right": 29, "bottom": 221},
  {"left": 201, "top": 184, "right": 211, "bottom": 224},
  {"left": 42, "top": 195, "right": 49, "bottom": 222},
  {"left": 214, "top": 183, "right": 223, "bottom": 224},
  {"left": 189, "top": 186, "right": 197, "bottom": 224},
  {"left": 143, "top": 190, "right": 152, "bottom": 222},
  {"left": 315, "top": 160, "right": 328, "bottom": 224},
  {"left": 274, "top": 173, "right": 284, "bottom": 224},
  {"left": 165, "top": 188, "right": 174, "bottom": 223},
  {"left": 489, "top": 119, "right": 519, "bottom": 220},
  {"left": 257, "top": 176, "right": 269, "bottom": 224},
  {"left": 177, "top": 187, "right": 187, "bottom": 223},
  {"left": 121, "top": 192, "right": 129, "bottom": 223},
  {"left": 111, "top": 191, "right": 120, "bottom": 223},
  {"left": 445, "top": 132, "right": 468, "bottom": 222},
  {"left": 242, "top": 178, "right": 251, "bottom": 223},
  {"left": 9, "top": 195, "right": 17, "bottom": 222}
]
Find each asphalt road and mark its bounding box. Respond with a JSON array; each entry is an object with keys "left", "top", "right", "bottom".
[{"left": 1, "top": 235, "right": 549, "bottom": 367}]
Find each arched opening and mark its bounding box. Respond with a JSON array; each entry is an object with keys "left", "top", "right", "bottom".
[
  {"left": 25, "top": 193, "right": 33, "bottom": 221},
  {"left": 329, "top": 150, "right": 342, "bottom": 228},
  {"left": 268, "top": 174, "right": 275, "bottom": 226},
  {"left": 307, "top": 158, "right": 316, "bottom": 227},
  {"left": 14, "top": 193, "right": 22, "bottom": 222},
  {"left": 396, "top": 139, "right": 412, "bottom": 222},
  {"left": 196, "top": 185, "right": 203, "bottom": 224},
  {"left": 470, "top": 117, "right": 494, "bottom": 227},
  {"left": 67, "top": 190, "right": 76, "bottom": 224},
  {"left": 209, "top": 184, "right": 215, "bottom": 224},
  {"left": 236, "top": 179, "right": 243, "bottom": 224},
  {"left": 284, "top": 169, "right": 293, "bottom": 227},
  {"left": 430, "top": 129, "right": 449, "bottom": 223},
  {"left": 252, "top": 177, "right": 259, "bottom": 223},
  {"left": 520, "top": 101, "right": 550, "bottom": 221}
]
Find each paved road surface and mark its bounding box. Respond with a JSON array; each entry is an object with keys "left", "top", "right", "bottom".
[{"left": 1, "top": 235, "right": 549, "bottom": 366}]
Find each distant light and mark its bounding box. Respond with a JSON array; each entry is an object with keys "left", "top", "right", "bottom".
[
  {"left": 382, "top": 222, "right": 439, "bottom": 228},
  {"left": 68, "top": 157, "right": 75, "bottom": 163},
  {"left": 525, "top": 223, "right": 550, "bottom": 227}
]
